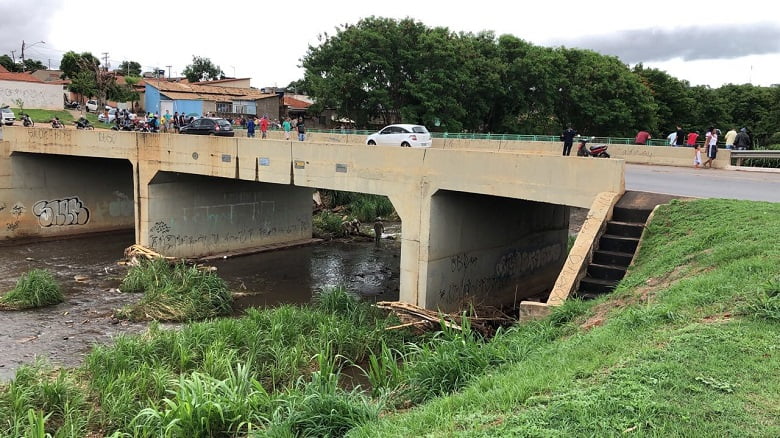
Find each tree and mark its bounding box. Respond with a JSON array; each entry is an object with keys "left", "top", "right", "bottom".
[
  {"left": 0, "top": 55, "right": 20, "bottom": 72},
  {"left": 182, "top": 56, "right": 224, "bottom": 82},
  {"left": 59, "top": 51, "right": 100, "bottom": 79},
  {"left": 22, "top": 59, "right": 46, "bottom": 72},
  {"left": 116, "top": 61, "right": 142, "bottom": 76}
]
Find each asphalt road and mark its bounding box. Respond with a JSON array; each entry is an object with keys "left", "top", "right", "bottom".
[{"left": 625, "top": 164, "right": 780, "bottom": 202}]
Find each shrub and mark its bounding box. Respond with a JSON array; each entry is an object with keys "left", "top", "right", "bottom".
[
  {"left": 0, "top": 269, "right": 63, "bottom": 310},
  {"left": 118, "top": 259, "right": 232, "bottom": 321}
]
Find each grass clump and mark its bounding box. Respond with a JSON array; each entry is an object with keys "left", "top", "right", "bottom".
[
  {"left": 118, "top": 258, "right": 232, "bottom": 321},
  {"left": 0, "top": 269, "right": 63, "bottom": 310},
  {"left": 313, "top": 210, "right": 349, "bottom": 238}
]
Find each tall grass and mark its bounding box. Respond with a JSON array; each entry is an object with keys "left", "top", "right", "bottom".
[
  {"left": 319, "top": 191, "right": 395, "bottom": 222},
  {"left": 0, "top": 269, "right": 63, "bottom": 310},
  {"left": 118, "top": 259, "right": 232, "bottom": 321}
]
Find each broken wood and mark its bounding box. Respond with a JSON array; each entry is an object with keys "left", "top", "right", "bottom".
[{"left": 375, "top": 301, "right": 516, "bottom": 336}]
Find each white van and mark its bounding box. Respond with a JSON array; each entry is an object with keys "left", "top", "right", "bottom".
[{"left": 1, "top": 106, "right": 15, "bottom": 125}]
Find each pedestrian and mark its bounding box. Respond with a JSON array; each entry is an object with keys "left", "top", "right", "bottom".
[
  {"left": 702, "top": 127, "right": 718, "bottom": 169},
  {"left": 282, "top": 117, "right": 292, "bottom": 140},
  {"left": 734, "top": 128, "right": 751, "bottom": 150},
  {"left": 686, "top": 131, "right": 699, "bottom": 147},
  {"left": 173, "top": 111, "right": 180, "bottom": 132},
  {"left": 260, "top": 115, "right": 269, "bottom": 139},
  {"left": 246, "top": 117, "right": 256, "bottom": 138},
  {"left": 724, "top": 128, "right": 737, "bottom": 150},
  {"left": 373, "top": 217, "right": 384, "bottom": 246},
  {"left": 675, "top": 125, "right": 685, "bottom": 147},
  {"left": 666, "top": 130, "right": 677, "bottom": 146},
  {"left": 634, "top": 129, "right": 651, "bottom": 145},
  {"left": 296, "top": 117, "right": 306, "bottom": 141},
  {"left": 693, "top": 143, "right": 702, "bottom": 168},
  {"left": 560, "top": 126, "right": 577, "bottom": 156}
]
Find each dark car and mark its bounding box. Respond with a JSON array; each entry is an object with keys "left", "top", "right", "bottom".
[{"left": 179, "top": 117, "right": 235, "bottom": 137}]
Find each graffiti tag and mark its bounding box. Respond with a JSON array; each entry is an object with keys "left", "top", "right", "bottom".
[{"left": 32, "top": 197, "right": 90, "bottom": 227}]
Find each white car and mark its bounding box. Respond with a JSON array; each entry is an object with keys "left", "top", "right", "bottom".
[
  {"left": 1, "top": 106, "right": 15, "bottom": 126},
  {"left": 366, "top": 124, "right": 432, "bottom": 147},
  {"left": 99, "top": 108, "right": 136, "bottom": 123}
]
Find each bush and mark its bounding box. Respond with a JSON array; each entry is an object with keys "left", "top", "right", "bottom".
[
  {"left": 118, "top": 259, "right": 232, "bottom": 321},
  {"left": 313, "top": 210, "right": 347, "bottom": 238},
  {"left": 0, "top": 269, "right": 63, "bottom": 310}
]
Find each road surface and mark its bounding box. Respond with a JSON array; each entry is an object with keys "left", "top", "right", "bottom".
[{"left": 625, "top": 164, "right": 780, "bottom": 202}]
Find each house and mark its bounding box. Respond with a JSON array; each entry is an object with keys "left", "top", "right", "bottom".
[
  {"left": 144, "top": 80, "right": 278, "bottom": 119},
  {"left": 0, "top": 66, "right": 63, "bottom": 110}
]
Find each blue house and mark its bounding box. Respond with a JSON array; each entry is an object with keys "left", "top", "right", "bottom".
[{"left": 144, "top": 79, "right": 277, "bottom": 119}]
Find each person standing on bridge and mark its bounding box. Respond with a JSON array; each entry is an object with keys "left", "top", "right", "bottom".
[
  {"left": 675, "top": 125, "right": 685, "bottom": 147},
  {"left": 724, "top": 128, "right": 737, "bottom": 150},
  {"left": 561, "top": 126, "right": 577, "bottom": 156},
  {"left": 702, "top": 127, "right": 718, "bottom": 169},
  {"left": 634, "top": 129, "right": 651, "bottom": 145},
  {"left": 734, "top": 128, "right": 751, "bottom": 150}
]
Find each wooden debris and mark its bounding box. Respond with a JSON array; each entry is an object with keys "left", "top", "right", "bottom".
[{"left": 375, "top": 301, "right": 516, "bottom": 336}]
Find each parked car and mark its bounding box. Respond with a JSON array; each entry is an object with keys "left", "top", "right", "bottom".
[
  {"left": 85, "top": 99, "right": 99, "bottom": 113},
  {"left": 179, "top": 117, "right": 235, "bottom": 137},
  {"left": 1, "top": 106, "right": 15, "bottom": 126},
  {"left": 366, "top": 124, "right": 431, "bottom": 147},
  {"left": 98, "top": 108, "right": 137, "bottom": 123}
]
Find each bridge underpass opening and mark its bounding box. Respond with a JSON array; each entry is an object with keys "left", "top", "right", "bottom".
[
  {"left": 423, "top": 190, "right": 569, "bottom": 312},
  {"left": 0, "top": 153, "right": 134, "bottom": 242},
  {"left": 144, "top": 172, "right": 312, "bottom": 258}
]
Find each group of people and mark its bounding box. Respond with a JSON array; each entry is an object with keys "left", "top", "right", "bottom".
[{"left": 246, "top": 116, "right": 306, "bottom": 141}]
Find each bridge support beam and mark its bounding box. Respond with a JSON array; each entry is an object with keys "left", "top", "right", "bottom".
[
  {"left": 139, "top": 171, "right": 312, "bottom": 258},
  {"left": 419, "top": 191, "right": 569, "bottom": 312}
]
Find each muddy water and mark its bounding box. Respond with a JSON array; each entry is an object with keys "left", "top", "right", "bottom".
[{"left": 0, "top": 226, "right": 402, "bottom": 381}]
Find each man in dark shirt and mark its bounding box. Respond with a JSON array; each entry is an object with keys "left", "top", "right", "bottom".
[
  {"left": 561, "top": 126, "right": 577, "bottom": 156},
  {"left": 675, "top": 125, "right": 685, "bottom": 146},
  {"left": 734, "top": 128, "right": 751, "bottom": 150}
]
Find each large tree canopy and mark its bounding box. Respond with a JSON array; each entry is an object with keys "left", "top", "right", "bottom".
[
  {"left": 299, "top": 17, "right": 779, "bottom": 145},
  {"left": 182, "top": 56, "right": 224, "bottom": 83}
]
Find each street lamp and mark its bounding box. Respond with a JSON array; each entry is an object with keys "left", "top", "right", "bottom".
[{"left": 21, "top": 40, "right": 45, "bottom": 72}]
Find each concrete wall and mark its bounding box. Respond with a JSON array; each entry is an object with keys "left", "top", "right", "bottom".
[
  {"left": 0, "top": 80, "right": 63, "bottom": 110},
  {"left": 0, "top": 150, "right": 134, "bottom": 241},
  {"left": 424, "top": 191, "right": 568, "bottom": 311},
  {"left": 145, "top": 172, "right": 311, "bottom": 257}
]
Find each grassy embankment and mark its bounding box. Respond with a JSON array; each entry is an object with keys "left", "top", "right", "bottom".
[
  {"left": 13, "top": 109, "right": 102, "bottom": 127},
  {"left": 0, "top": 269, "right": 63, "bottom": 310},
  {"left": 0, "top": 198, "right": 778, "bottom": 436},
  {"left": 352, "top": 198, "right": 780, "bottom": 436}
]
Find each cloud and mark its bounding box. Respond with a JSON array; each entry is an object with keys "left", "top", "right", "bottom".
[
  {"left": 548, "top": 23, "right": 780, "bottom": 63},
  {"left": 0, "top": 1, "right": 60, "bottom": 60}
]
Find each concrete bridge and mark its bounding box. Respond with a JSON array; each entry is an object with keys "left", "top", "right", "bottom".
[{"left": 0, "top": 127, "right": 624, "bottom": 311}]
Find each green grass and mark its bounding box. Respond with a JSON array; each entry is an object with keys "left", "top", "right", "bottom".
[
  {"left": 3, "top": 199, "right": 779, "bottom": 437},
  {"left": 349, "top": 198, "right": 780, "bottom": 437},
  {"left": 15, "top": 109, "right": 101, "bottom": 126},
  {"left": 0, "top": 269, "right": 63, "bottom": 310},
  {"left": 117, "top": 259, "right": 233, "bottom": 322}
]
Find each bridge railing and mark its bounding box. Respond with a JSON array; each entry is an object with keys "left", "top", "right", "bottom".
[{"left": 730, "top": 150, "right": 780, "bottom": 167}]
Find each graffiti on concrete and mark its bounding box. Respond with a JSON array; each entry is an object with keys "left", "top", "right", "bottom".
[
  {"left": 98, "top": 132, "right": 117, "bottom": 144},
  {"left": 32, "top": 197, "right": 90, "bottom": 227},
  {"left": 4, "top": 202, "right": 25, "bottom": 232},
  {"left": 438, "top": 242, "right": 564, "bottom": 306},
  {"left": 148, "top": 215, "right": 311, "bottom": 253},
  {"left": 27, "top": 128, "right": 72, "bottom": 143}
]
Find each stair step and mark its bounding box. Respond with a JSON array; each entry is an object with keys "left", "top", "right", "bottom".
[
  {"left": 593, "top": 250, "right": 634, "bottom": 267},
  {"left": 606, "top": 221, "right": 645, "bottom": 238},
  {"left": 599, "top": 234, "right": 639, "bottom": 253},
  {"left": 587, "top": 263, "right": 627, "bottom": 281},
  {"left": 612, "top": 206, "right": 652, "bottom": 224},
  {"left": 578, "top": 276, "right": 619, "bottom": 294}
]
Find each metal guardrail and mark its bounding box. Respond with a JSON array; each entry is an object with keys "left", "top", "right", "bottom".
[{"left": 730, "top": 150, "right": 780, "bottom": 166}]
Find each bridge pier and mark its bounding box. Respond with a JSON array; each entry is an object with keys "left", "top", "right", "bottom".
[{"left": 419, "top": 191, "right": 569, "bottom": 312}]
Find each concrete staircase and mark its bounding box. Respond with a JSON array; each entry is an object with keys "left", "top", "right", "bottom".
[{"left": 577, "top": 191, "right": 679, "bottom": 299}]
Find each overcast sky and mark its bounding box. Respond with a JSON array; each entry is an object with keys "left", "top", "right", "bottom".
[{"left": 2, "top": 0, "right": 778, "bottom": 88}]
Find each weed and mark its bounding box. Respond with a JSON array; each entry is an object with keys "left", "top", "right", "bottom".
[{"left": 0, "top": 269, "right": 63, "bottom": 310}]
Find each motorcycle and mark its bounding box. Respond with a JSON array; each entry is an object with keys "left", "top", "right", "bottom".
[
  {"left": 577, "top": 136, "right": 610, "bottom": 158},
  {"left": 74, "top": 117, "right": 94, "bottom": 130},
  {"left": 51, "top": 118, "right": 64, "bottom": 128},
  {"left": 64, "top": 101, "right": 80, "bottom": 110},
  {"left": 21, "top": 114, "right": 34, "bottom": 127}
]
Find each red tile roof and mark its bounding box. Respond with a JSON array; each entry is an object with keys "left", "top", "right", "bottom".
[
  {"left": 0, "top": 65, "right": 8, "bottom": 73},
  {"left": 0, "top": 71, "right": 45, "bottom": 83},
  {"left": 283, "top": 96, "right": 312, "bottom": 109}
]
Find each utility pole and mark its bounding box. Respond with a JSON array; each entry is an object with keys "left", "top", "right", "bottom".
[
  {"left": 102, "top": 52, "right": 109, "bottom": 71},
  {"left": 20, "top": 40, "right": 26, "bottom": 71},
  {"left": 10, "top": 50, "right": 16, "bottom": 64},
  {"left": 166, "top": 65, "right": 172, "bottom": 79}
]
